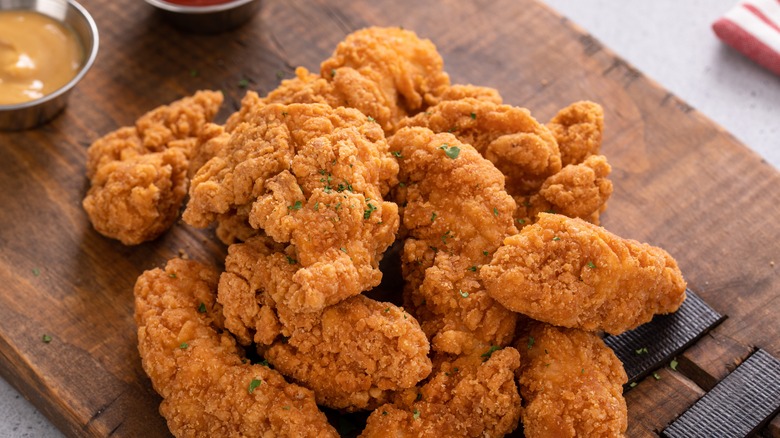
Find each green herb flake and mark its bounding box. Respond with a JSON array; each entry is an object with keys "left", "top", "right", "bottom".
[
  {"left": 286, "top": 256, "right": 298, "bottom": 265},
  {"left": 635, "top": 347, "right": 648, "bottom": 355},
  {"left": 481, "top": 345, "right": 501, "bottom": 360},
  {"left": 459, "top": 290, "right": 469, "bottom": 298},
  {"left": 32, "top": 268, "right": 41, "bottom": 277},
  {"left": 482, "top": 250, "right": 489, "bottom": 256},
  {"left": 238, "top": 78, "right": 250, "bottom": 88},
  {"left": 399, "top": 182, "right": 406, "bottom": 187},
  {"left": 282, "top": 405, "right": 291, "bottom": 410},
  {"left": 586, "top": 261, "right": 596, "bottom": 269},
  {"left": 670, "top": 359, "right": 679, "bottom": 371},
  {"left": 281, "top": 111, "right": 288, "bottom": 116},
  {"left": 314, "top": 202, "right": 320, "bottom": 211},
  {"left": 581, "top": 368, "right": 585, "bottom": 374},
  {"left": 470, "top": 112, "right": 477, "bottom": 120},
  {"left": 441, "top": 230, "right": 453, "bottom": 244},
  {"left": 168, "top": 273, "right": 177, "bottom": 279},
  {"left": 517, "top": 218, "right": 526, "bottom": 225},
  {"left": 391, "top": 150, "right": 403, "bottom": 158},
  {"left": 526, "top": 337, "right": 536, "bottom": 350},
  {"left": 180, "top": 342, "right": 189, "bottom": 349},
  {"left": 552, "top": 236, "right": 560, "bottom": 241},
  {"left": 413, "top": 409, "right": 421, "bottom": 420},
  {"left": 382, "top": 411, "right": 388, "bottom": 416},
  {"left": 41, "top": 334, "right": 52, "bottom": 343},
  {"left": 198, "top": 302, "right": 207, "bottom": 313},
  {"left": 431, "top": 212, "right": 438, "bottom": 222},
  {"left": 416, "top": 392, "right": 422, "bottom": 401},
  {"left": 468, "top": 265, "right": 477, "bottom": 272},
  {"left": 364, "top": 202, "right": 378, "bottom": 220},
  {"left": 384, "top": 307, "right": 390, "bottom": 313},
  {"left": 287, "top": 200, "right": 303, "bottom": 211},
  {"left": 493, "top": 207, "right": 499, "bottom": 217},
  {"left": 630, "top": 382, "right": 638, "bottom": 388},
  {"left": 340, "top": 247, "right": 348, "bottom": 254},
  {"left": 248, "top": 378, "right": 262, "bottom": 394},
  {"left": 653, "top": 373, "right": 661, "bottom": 380},
  {"left": 259, "top": 359, "right": 270, "bottom": 367},
  {"left": 367, "top": 116, "right": 375, "bottom": 122},
  {"left": 330, "top": 69, "right": 337, "bottom": 78},
  {"left": 439, "top": 143, "right": 461, "bottom": 159}
]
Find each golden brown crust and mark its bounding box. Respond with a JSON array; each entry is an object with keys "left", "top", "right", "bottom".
[
  {"left": 516, "top": 323, "right": 627, "bottom": 438},
  {"left": 218, "top": 236, "right": 432, "bottom": 411},
  {"left": 481, "top": 213, "right": 687, "bottom": 334},
  {"left": 134, "top": 258, "right": 337, "bottom": 438},
  {"left": 360, "top": 348, "right": 522, "bottom": 438},
  {"left": 547, "top": 101, "right": 604, "bottom": 167},
  {"left": 83, "top": 91, "right": 223, "bottom": 245}
]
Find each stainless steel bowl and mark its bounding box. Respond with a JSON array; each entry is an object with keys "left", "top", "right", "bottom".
[
  {"left": 145, "top": 0, "right": 261, "bottom": 34},
  {"left": 0, "top": 0, "right": 99, "bottom": 130}
]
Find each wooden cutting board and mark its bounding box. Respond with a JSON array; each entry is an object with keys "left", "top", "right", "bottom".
[{"left": 0, "top": 0, "right": 778, "bottom": 436}]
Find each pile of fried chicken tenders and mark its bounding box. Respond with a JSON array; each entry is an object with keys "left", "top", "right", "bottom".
[{"left": 83, "top": 27, "right": 687, "bottom": 437}]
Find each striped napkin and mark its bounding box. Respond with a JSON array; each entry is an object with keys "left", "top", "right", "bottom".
[{"left": 713, "top": 0, "right": 780, "bottom": 75}]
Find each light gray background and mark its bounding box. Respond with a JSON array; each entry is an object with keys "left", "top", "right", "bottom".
[{"left": 1, "top": 1, "right": 778, "bottom": 437}]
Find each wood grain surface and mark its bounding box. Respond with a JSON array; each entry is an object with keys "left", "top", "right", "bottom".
[{"left": 0, "top": 0, "right": 778, "bottom": 436}]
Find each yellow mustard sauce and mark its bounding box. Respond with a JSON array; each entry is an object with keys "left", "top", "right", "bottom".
[{"left": 0, "top": 11, "right": 84, "bottom": 105}]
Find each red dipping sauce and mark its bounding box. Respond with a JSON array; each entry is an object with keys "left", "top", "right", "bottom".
[{"left": 163, "top": 0, "right": 236, "bottom": 6}]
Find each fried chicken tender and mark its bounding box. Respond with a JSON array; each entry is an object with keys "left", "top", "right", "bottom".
[
  {"left": 514, "top": 155, "right": 613, "bottom": 226},
  {"left": 398, "top": 97, "right": 561, "bottom": 195},
  {"left": 184, "top": 100, "right": 399, "bottom": 311},
  {"left": 218, "top": 236, "right": 432, "bottom": 411},
  {"left": 83, "top": 91, "right": 223, "bottom": 245},
  {"left": 516, "top": 323, "right": 627, "bottom": 438},
  {"left": 481, "top": 213, "right": 687, "bottom": 335},
  {"left": 547, "top": 101, "right": 604, "bottom": 167},
  {"left": 134, "top": 258, "right": 337, "bottom": 438},
  {"left": 390, "top": 127, "right": 518, "bottom": 354},
  {"left": 266, "top": 27, "right": 451, "bottom": 133},
  {"left": 360, "top": 347, "right": 522, "bottom": 437}
]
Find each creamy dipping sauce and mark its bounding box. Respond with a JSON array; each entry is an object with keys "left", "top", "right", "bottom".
[{"left": 0, "top": 11, "right": 84, "bottom": 105}]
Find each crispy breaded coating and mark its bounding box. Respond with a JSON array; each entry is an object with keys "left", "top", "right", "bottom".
[
  {"left": 184, "top": 100, "right": 399, "bottom": 311},
  {"left": 321, "top": 27, "right": 451, "bottom": 131},
  {"left": 547, "top": 101, "right": 604, "bottom": 167},
  {"left": 514, "top": 155, "right": 613, "bottom": 226},
  {"left": 390, "top": 127, "right": 518, "bottom": 354},
  {"left": 265, "top": 27, "right": 451, "bottom": 133},
  {"left": 398, "top": 98, "right": 561, "bottom": 195},
  {"left": 218, "top": 236, "right": 432, "bottom": 411},
  {"left": 360, "top": 347, "right": 522, "bottom": 437},
  {"left": 516, "top": 323, "right": 627, "bottom": 438},
  {"left": 83, "top": 91, "right": 223, "bottom": 245},
  {"left": 436, "top": 84, "right": 503, "bottom": 105},
  {"left": 134, "top": 258, "right": 337, "bottom": 438},
  {"left": 481, "top": 213, "right": 687, "bottom": 334}
]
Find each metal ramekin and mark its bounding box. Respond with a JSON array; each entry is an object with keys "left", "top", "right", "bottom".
[
  {"left": 0, "top": 0, "right": 99, "bottom": 130},
  {"left": 145, "top": 0, "right": 261, "bottom": 34}
]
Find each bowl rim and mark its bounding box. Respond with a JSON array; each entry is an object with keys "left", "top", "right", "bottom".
[
  {"left": 144, "top": 0, "right": 257, "bottom": 14},
  {"left": 0, "top": 0, "right": 99, "bottom": 111}
]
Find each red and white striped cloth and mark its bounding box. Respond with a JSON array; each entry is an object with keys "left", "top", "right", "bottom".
[{"left": 713, "top": 0, "right": 780, "bottom": 75}]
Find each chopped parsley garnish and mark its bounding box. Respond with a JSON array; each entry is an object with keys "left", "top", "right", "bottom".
[
  {"left": 630, "top": 382, "right": 638, "bottom": 388},
  {"left": 364, "top": 202, "right": 378, "bottom": 219},
  {"left": 430, "top": 246, "right": 438, "bottom": 253},
  {"left": 493, "top": 207, "right": 499, "bottom": 217},
  {"left": 168, "top": 273, "right": 177, "bottom": 278},
  {"left": 248, "top": 378, "right": 262, "bottom": 393},
  {"left": 413, "top": 409, "right": 421, "bottom": 420},
  {"left": 586, "top": 261, "right": 596, "bottom": 269},
  {"left": 259, "top": 359, "right": 270, "bottom": 367},
  {"left": 527, "top": 336, "right": 535, "bottom": 349},
  {"left": 468, "top": 265, "right": 477, "bottom": 272},
  {"left": 416, "top": 392, "right": 422, "bottom": 401},
  {"left": 552, "top": 236, "right": 560, "bottom": 241},
  {"left": 439, "top": 143, "right": 461, "bottom": 159},
  {"left": 286, "top": 256, "right": 298, "bottom": 265},
  {"left": 282, "top": 405, "right": 291, "bottom": 410},
  {"left": 670, "top": 359, "right": 679, "bottom": 371},
  {"left": 581, "top": 368, "right": 585, "bottom": 374},
  {"left": 367, "top": 116, "right": 375, "bottom": 122},
  {"left": 382, "top": 411, "right": 388, "bottom": 416},
  {"left": 314, "top": 202, "right": 320, "bottom": 211},
  {"left": 470, "top": 112, "right": 477, "bottom": 120},
  {"left": 441, "top": 230, "right": 453, "bottom": 244},
  {"left": 517, "top": 218, "right": 526, "bottom": 225},
  {"left": 330, "top": 69, "right": 337, "bottom": 77},
  {"left": 635, "top": 347, "right": 649, "bottom": 355},
  {"left": 459, "top": 290, "right": 469, "bottom": 298},
  {"left": 32, "top": 268, "right": 40, "bottom": 277},
  {"left": 481, "top": 345, "right": 501, "bottom": 360},
  {"left": 431, "top": 212, "right": 438, "bottom": 222},
  {"left": 653, "top": 373, "right": 661, "bottom": 380},
  {"left": 238, "top": 78, "right": 249, "bottom": 88},
  {"left": 198, "top": 302, "right": 207, "bottom": 313},
  {"left": 391, "top": 150, "right": 403, "bottom": 158},
  {"left": 288, "top": 200, "right": 303, "bottom": 211},
  {"left": 340, "top": 247, "right": 348, "bottom": 253},
  {"left": 384, "top": 307, "right": 390, "bottom": 313},
  {"left": 41, "top": 334, "right": 52, "bottom": 343},
  {"left": 180, "top": 342, "right": 189, "bottom": 349},
  {"left": 482, "top": 250, "right": 489, "bottom": 256}
]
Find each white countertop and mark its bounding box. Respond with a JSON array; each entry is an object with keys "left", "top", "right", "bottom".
[{"left": 1, "top": 1, "right": 778, "bottom": 437}]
